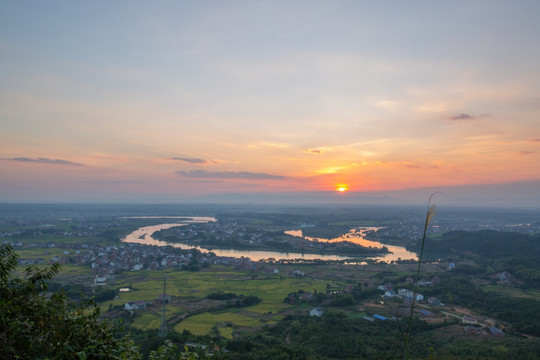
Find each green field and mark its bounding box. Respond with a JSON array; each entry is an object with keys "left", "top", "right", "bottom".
[
  {"left": 484, "top": 285, "right": 540, "bottom": 300},
  {"left": 218, "top": 326, "right": 234, "bottom": 339},
  {"left": 132, "top": 311, "right": 162, "bottom": 330},
  {"left": 15, "top": 247, "right": 71, "bottom": 260},
  {"left": 96, "top": 267, "right": 333, "bottom": 337},
  {"left": 110, "top": 270, "right": 327, "bottom": 301},
  {"left": 246, "top": 302, "right": 290, "bottom": 314},
  {"left": 174, "top": 309, "right": 271, "bottom": 336},
  {"left": 12, "top": 244, "right": 339, "bottom": 338}
]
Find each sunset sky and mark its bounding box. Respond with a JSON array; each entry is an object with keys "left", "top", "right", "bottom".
[{"left": 1, "top": 1, "right": 540, "bottom": 204}]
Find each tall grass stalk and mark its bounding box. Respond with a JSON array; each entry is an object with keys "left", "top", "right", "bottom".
[{"left": 399, "top": 193, "right": 442, "bottom": 360}]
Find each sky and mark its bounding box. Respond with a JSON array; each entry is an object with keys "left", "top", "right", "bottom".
[{"left": 1, "top": 1, "right": 540, "bottom": 204}]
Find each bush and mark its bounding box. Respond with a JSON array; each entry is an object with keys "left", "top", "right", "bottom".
[{"left": 0, "top": 244, "right": 140, "bottom": 359}]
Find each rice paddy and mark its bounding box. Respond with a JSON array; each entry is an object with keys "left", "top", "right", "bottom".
[{"left": 99, "top": 267, "right": 333, "bottom": 337}]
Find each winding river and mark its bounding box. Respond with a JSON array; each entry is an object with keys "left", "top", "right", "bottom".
[{"left": 120, "top": 216, "right": 417, "bottom": 262}]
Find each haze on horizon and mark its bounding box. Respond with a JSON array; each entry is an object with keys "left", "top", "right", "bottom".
[{"left": 1, "top": 1, "right": 539, "bottom": 206}]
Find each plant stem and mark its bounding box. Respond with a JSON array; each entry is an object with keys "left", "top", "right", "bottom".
[{"left": 399, "top": 193, "right": 440, "bottom": 360}]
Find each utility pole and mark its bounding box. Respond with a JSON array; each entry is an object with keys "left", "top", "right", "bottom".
[{"left": 159, "top": 274, "right": 167, "bottom": 338}]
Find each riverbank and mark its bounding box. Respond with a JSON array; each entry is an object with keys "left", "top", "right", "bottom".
[
  {"left": 153, "top": 229, "right": 389, "bottom": 258},
  {"left": 121, "top": 218, "right": 417, "bottom": 262}
]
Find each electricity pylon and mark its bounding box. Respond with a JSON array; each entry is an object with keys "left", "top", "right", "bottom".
[{"left": 159, "top": 274, "right": 167, "bottom": 338}]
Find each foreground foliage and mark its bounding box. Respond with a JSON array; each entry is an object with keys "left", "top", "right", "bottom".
[{"left": 0, "top": 244, "right": 140, "bottom": 359}]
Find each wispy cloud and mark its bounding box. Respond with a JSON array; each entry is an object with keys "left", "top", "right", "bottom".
[
  {"left": 176, "top": 170, "right": 286, "bottom": 180},
  {"left": 531, "top": 139, "right": 540, "bottom": 142},
  {"left": 450, "top": 113, "right": 473, "bottom": 120},
  {"left": 303, "top": 146, "right": 335, "bottom": 154},
  {"left": 400, "top": 162, "right": 439, "bottom": 169},
  {"left": 519, "top": 150, "right": 533, "bottom": 155},
  {"left": 168, "top": 157, "right": 217, "bottom": 165},
  {"left": 247, "top": 142, "right": 289, "bottom": 149},
  {"left": 445, "top": 113, "right": 489, "bottom": 121},
  {"left": 3, "top": 157, "right": 85, "bottom": 166},
  {"left": 313, "top": 166, "right": 344, "bottom": 174}
]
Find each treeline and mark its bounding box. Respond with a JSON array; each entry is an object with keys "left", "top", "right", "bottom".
[
  {"left": 404, "top": 230, "right": 540, "bottom": 335},
  {"left": 284, "top": 286, "right": 381, "bottom": 307},
  {"left": 411, "top": 230, "right": 540, "bottom": 287},
  {"left": 420, "top": 230, "right": 540, "bottom": 260},
  {"left": 300, "top": 223, "right": 352, "bottom": 239},
  {"left": 219, "top": 311, "right": 540, "bottom": 360},
  {"left": 205, "top": 292, "right": 262, "bottom": 307}
]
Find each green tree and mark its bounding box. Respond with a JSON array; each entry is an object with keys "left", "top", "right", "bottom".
[
  {"left": 148, "top": 340, "right": 199, "bottom": 360},
  {"left": 0, "top": 244, "right": 140, "bottom": 359}
]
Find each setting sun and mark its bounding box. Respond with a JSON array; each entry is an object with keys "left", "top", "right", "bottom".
[{"left": 336, "top": 185, "right": 348, "bottom": 192}]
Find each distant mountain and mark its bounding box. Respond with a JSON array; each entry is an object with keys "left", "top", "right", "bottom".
[
  {"left": 184, "top": 191, "right": 398, "bottom": 206},
  {"left": 185, "top": 180, "right": 540, "bottom": 208}
]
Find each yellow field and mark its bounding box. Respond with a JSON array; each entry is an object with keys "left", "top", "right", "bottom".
[
  {"left": 218, "top": 326, "right": 234, "bottom": 339},
  {"left": 174, "top": 310, "right": 265, "bottom": 335},
  {"left": 132, "top": 312, "right": 162, "bottom": 330},
  {"left": 245, "top": 302, "right": 291, "bottom": 314},
  {"left": 23, "top": 261, "right": 338, "bottom": 338}
]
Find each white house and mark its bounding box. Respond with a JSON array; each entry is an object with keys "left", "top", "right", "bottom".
[
  {"left": 124, "top": 302, "right": 137, "bottom": 311},
  {"left": 398, "top": 289, "right": 413, "bottom": 298},
  {"left": 463, "top": 316, "right": 478, "bottom": 325},
  {"left": 124, "top": 300, "right": 147, "bottom": 311},
  {"left": 132, "top": 264, "right": 143, "bottom": 271},
  {"left": 310, "top": 308, "right": 323, "bottom": 317}
]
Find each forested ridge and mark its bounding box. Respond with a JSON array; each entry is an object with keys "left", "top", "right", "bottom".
[{"left": 410, "top": 230, "right": 540, "bottom": 287}]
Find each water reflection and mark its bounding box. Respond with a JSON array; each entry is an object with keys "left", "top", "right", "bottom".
[
  {"left": 120, "top": 217, "right": 417, "bottom": 263},
  {"left": 285, "top": 227, "right": 418, "bottom": 262}
]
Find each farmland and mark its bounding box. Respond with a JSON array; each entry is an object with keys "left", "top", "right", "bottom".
[
  {"left": 98, "top": 266, "right": 333, "bottom": 336},
  {"left": 3, "top": 204, "right": 540, "bottom": 359}
]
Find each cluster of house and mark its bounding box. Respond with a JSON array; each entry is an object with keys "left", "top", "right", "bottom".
[
  {"left": 464, "top": 325, "right": 504, "bottom": 336},
  {"left": 169, "top": 220, "right": 375, "bottom": 253},
  {"left": 375, "top": 226, "right": 425, "bottom": 241},
  {"left": 378, "top": 277, "right": 444, "bottom": 306},
  {"left": 70, "top": 243, "right": 209, "bottom": 277},
  {"left": 377, "top": 282, "right": 506, "bottom": 337},
  {"left": 308, "top": 307, "right": 391, "bottom": 322},
  {"left": 11, "top": 234, "right": 308, "bottom": 287},
  {"left": 124, "top": 300, "right": 148, "bottom": 311},
  {"left": 491, "top": 271, "right": 518, "bottom": 284},
  {"left": 363, "top": 314, "right": 390, "bottom": 322},
  {"left": 170, "top": 220, "right": 281, "bottom": 246},
  {"left": 310, "top": 305, "right": 505, "bottom": 337},
  {"left": 1, "top": 219, "right": 115, "bottom": 240},
  {"left": 10, "top": 239, "right": 277, "bottom": 281},
  {"left": 463, "top": 316, "right": 505, "bottom": 337}
]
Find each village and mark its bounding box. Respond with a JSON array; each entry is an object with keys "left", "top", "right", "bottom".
[{"left": 1, "top": 211, "right": 534, "bottom": 345}]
